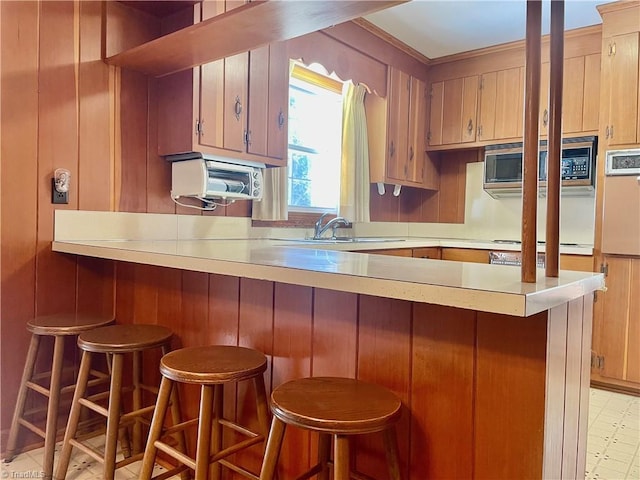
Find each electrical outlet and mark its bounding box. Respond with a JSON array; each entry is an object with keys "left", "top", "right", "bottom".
[{"left": 52, "top": 178, "right": 68, "bottom": 204}]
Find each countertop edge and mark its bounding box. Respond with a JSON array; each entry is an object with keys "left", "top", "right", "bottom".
[{"left": 52, "top": 240, "right": 603, "bottom": 317}]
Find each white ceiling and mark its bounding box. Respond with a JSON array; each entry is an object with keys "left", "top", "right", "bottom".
[{"left": 364, "top": 0, "right": 606, "bottom": 59}]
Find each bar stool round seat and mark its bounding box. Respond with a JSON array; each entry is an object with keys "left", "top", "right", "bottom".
[
  {"left": 139, "top": 345, "right": 270, "bottom": 480},
  {"left": 260, "top": 377, "right": 403, "bottom": 480},
  {"left": 55, "top": 324, "right": 185, "bottom": 480},
  {"left": 4, "top": 313, "right": 113, "bottom": 480},
  {"left": 78, "top": 324, "right": 173, "bottom": 353}
]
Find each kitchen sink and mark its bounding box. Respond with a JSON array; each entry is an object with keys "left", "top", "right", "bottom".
[{"left": 275, "top": 237, "right": 405, "bottom": 244}]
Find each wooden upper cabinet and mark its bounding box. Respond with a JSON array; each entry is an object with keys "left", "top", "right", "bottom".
[
  {"left": 158, "top": 0, "right": 288, "bottom": 166},
  {"left": 600, "top": 31, "right": 640, "bottom": 147},
  {"left": 367, "top": 67, "right": 439, "bottom": 190},
  {"left": 477, "top": 67, "right": 523, "bottom": 142},
  {"left": 428, "top": 76, "right": 478, "bottom": 146},
  {"left": 539, "top": 54, "right": 601, "bottom": 137}
]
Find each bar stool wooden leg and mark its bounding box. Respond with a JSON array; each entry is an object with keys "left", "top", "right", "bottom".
[
  {"left": 210, "top": 384, "right": 223, "bottom": 480},
  {"left": 195, "top": 385, "right": 214, "bottom": 480},
  {"left": 4, "top": 334, "right": 40, "bottom": 461},
  {"left": 54, "top": 350, "right": 93, "bottom": 480},
  {"left": 103, "top": 353, "right": 124, "bottom": 479},
  {"left": 259, "top": 417, "right": 286, "bottom": 480},
  {"left": 42, "top": 336, "right": 65, "bottom": 480},
  {"left": 253, "top": 376, "right": 270, "bottom": 440},
  {"left": 334, "top": 435, "right": 350, "bottom": 480},
  {"left": 383, "top": 426, "right": 402, "bottom": 480},
  {"left": 132, "top": 350, "right": 143, "bottom": 455},
  {"left": 317, "top": 433, "right": 331, "bottom": 480},
  {"left": 139, "top": 376, "right": 174, "bottom": 480}
]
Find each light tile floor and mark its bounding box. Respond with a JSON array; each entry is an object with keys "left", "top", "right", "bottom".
[
  {"left": 1, "top": 388, "right": 639, "bottom": 479},
  {"left": 587, "top": 388, "right": 640, "bottom": 479}
]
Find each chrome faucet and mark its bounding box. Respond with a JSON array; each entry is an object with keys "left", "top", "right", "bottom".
[{"left": 313, "top": 213, "right": 351, "bottom": 239}]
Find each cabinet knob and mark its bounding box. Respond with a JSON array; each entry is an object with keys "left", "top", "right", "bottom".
[{"left": 234, "top": 96, "right": 243, "bottom": 120}]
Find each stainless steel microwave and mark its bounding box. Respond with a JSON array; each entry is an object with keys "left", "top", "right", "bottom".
[{"left": 483, "top": 136, "right": 597, "bottom": 198}]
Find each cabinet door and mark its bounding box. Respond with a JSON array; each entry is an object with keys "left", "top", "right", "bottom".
[
  {"left": 223, "top": 52, "right": 249, "bottom": 152},
  {"left": 494, "top": 67, "right": 523, "bottom": 140},
  {"left": 386, "top": 67, "right": 410, "bottom": 182},
  {"left": 563, "top": 56, "right": 586, "bottom": 134},
  {"left": 408, "top": 76, "right": 426, "bottom": 184},
  {"left": 582, "top": 53, "right": 601, "bottom": 132},
  {"left": 247, "top": 42, "right": 288, "bottom": 163},
  {"left": 266, "top": 42, "right": 288, "bottom": 161},
  {"left": 442, "top": 77, "right": 479, "bottom": 144},
  {"left": 604, "top": 32, "right": 640, "bottom": 146},
  {"left": 595, "top": 256, "right": 640, "bottom": 384},
  {"left": 477, "top": 71, "right": 496, "bottom": 141},
  {"left": 428, "top": 81, "right": 444, "bottom": 146}
]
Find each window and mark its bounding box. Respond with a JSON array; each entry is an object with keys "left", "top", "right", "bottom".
[{"left": 288, "top": 64, "right": 344, "bottom": 213}]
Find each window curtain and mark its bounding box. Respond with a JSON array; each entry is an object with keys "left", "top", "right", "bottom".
[
  {"left": 251, "top": 166, "right": 288, "bottom": 221},
  {"left": 339, "top": 82, "right": 370, "bottom": 222}
]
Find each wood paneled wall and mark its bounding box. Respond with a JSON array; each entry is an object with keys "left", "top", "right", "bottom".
[
  {"left": 107, "top": 260, "right": 590, "bottom": 479},
  {"left": 1, "top": 1, "right": 116, "bottom": 451},
  {"left": 0, "top": 1, "right": 465, "bottom": 453}
]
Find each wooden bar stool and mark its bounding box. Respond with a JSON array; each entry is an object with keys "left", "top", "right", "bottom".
[
  {"left": 3, "top": 313, "right": 113, "bottom": 480},
  {"left": 259, "top": 377, "right": 403, "bottom": 480},
  {"left": 54, "top": 324, "right": 186, "bottom": 480},
  {"left": 139, "top": 345, "right": 270, "bottom": 480}
]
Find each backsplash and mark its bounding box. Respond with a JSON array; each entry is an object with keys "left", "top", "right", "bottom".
[{"left": 460, "top": 162, "right": 595, "bottom": 244}]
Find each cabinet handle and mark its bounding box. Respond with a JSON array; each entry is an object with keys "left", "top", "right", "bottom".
[
  {"left": 278, "top": 109, "right": 285, "bottom": 130},
  {"left": 244, "top": 130, "right": 251, "bottom": 146},
  {"left": 409, "top": 146, "right": 414, "bottom": 161},
  {"left": 611, "top": 42, "right": 616, "bottom": 56},
  {"left": 234, "top": 96, "right": 243, "bottom": 121},
  {"left": 610, "top": 125, "right": 614, "bottom": 139},
  {"left": 478, "top": 125, "right": 483, "bottom": 137},
  {"left": 467, "top": 118, "right": 473, "bottom": 134},
  {"left": 543, "top": 109, "right": 548, "bottom": 127},
  {"left": 389, "top": 141, "right": 395, "bottom": 158}
]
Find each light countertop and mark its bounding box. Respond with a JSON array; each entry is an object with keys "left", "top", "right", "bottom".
[{"left": 52, "top": 237, "right": 603, "bottom": 317}]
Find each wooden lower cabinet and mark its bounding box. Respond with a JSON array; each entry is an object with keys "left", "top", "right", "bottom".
[{"left": 591, "top": 255, "right": 640, "bottom": 393}]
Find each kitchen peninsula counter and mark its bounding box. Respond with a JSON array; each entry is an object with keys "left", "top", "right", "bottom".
[
  {"left": 52, "top": 211, "right": 600, "bottom": 479},
  {"left": 52, "top": 237, "right": 602, "bottom": 317}
]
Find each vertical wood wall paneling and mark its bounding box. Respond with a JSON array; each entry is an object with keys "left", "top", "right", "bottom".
[
  {"left": 562, "top": 298, "right": 586, "bottom": 479},
  {"left": 118, "top": 69, "right": 149, "bottom": 212},
  {"left": 78, "top": 0, "right": 112, "bottom": 212},
  {"left": 475, "top": 311, "right": 547, "bottom": 479},
  {"left": 411, "top": 304, "right": 475, "bottom": 479},
  {"left": 576, "top": 294, "right": 594, "bottom": 476},
  {"left": 357, "top": 296, "right": 412, "bottom": 479},
  {"left": 369, "top": 183, "right": 400, "bottom": 222},
  {"left": 0, "top": 0, "right": 40, "bottom": 450},
  {"left": 272, "top": 283, "right": 314, "bottom": 477},
  {"left": 208, "top": 273, "right": 241, "bottom": 347},
  {"left": 36, "top": 0, "right": 79, "bottom": 314},
  {"left": 542, "top": 303, "right": 569, "bottom": 479},
  {"left": 146, "top": 77, "right": 175, "bottom": 214},
  {"left": 237, "top": 278, "right": 275, "bottom": 474},
  {"left": 312, "top": 289, "right": 358, "bottom": 377}
]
